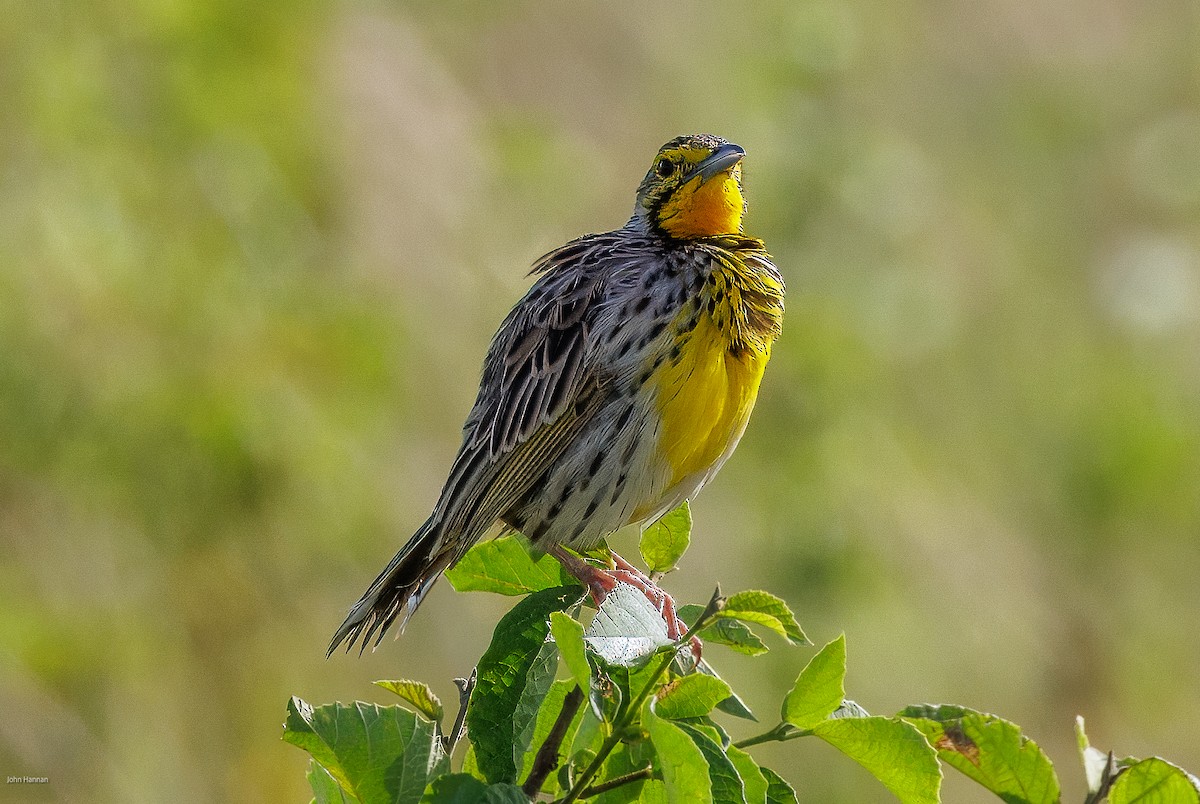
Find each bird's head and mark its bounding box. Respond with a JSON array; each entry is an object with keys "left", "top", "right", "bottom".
[{"left": 633, "top": 134, "right": 747, "bottom": 240}]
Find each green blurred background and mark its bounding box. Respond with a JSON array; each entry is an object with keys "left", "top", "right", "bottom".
[{"left": 2, "top": 0, "right": 1198, "bottom": 801}]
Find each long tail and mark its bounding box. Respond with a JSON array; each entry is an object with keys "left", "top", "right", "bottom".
[{"left": 327, "top": 517, "right": 454, "bottom": 656}]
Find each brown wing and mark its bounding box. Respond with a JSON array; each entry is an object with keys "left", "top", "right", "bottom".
[
  {"left": 471, "top": 233, "right": 625, "bottom": 457},
  {"left": 429, "top": 234, "right": 620, "bottom": 538},
  {"left": 329, "top": 235, "right": 636, "bottom": 653}
]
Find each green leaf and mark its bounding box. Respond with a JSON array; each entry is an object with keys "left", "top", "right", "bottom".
[
  {"left": 283, "top": 696, "right": 447, "bottom": 804},
  {"left": 478, "top": 784, "right": 531, "bottom": 804},
  {"left": 677, "top": 722, "right": 747, "bottom": 804},
  {"left": 717, "top": 591, "right": 807, "bottom": 645},
  {"left": 703, "top": 620, "right": 769, "bottom": 656},
  {"left": 640, "top": 502, "right": 692, "bottom": 574},
  {"left": 374, "top": 680, "right": 444, "bottom": 723},
  {"left": 696, "top": 659, "right": 757, "bottom": 721},
  {"left": 308, "top": 761, "right": 360, "bottom": 804},
  {"left": 461, "top": 745, "right": 482, "bottom": 780},
  {"left": 1109, "top": 758, "right": 1200, "bottom": 804},
  {"left": 512, "top": 632, "right": 561, "bottom": 772},
  {"left": 445, "top": 535, "right": 569, "bottom": 596},
  {"left": 465, "top": 585, "right": 582, "bottom": 783},
  {"left": 422, "top": 774, "right": 485, "bottom": 803},
  {"left": 550, "top": 611, "right": 591, "bottom": 691},
  {"left": 646, "top": 704, "right": 714, "bottom": 803},
  {"left": 680, "top": 604, "right": 768, "bottom": 657},
  {"left": 655, "top": 674, "right": 732, "bottom": 720},
  {"left": 584, "top": 583, "right": 673, "bottom": 666},
  {"left": 900, "top": 704, "right": 1060, "bottom": 804},
  {"left": 569, "top": 704, "right": 604, "bottom": 760},
  {"left": 516, "top": 680, "right": 587, "bottom": 791},
  {"left": 727, "top": 746, "right": 769, "bottom": 804},
  {"left": 759, "top": 767, "right": 798, "bottom": 804},
  {"left": 420, "top": 774, "right": 529, "bottom": 803},
  {"left": 781, "top": 634, "right": 845, "bottom": 730},
  {"left": 715, "top": 692, "right": 757, "bottom": 722},
  {"left": 679, "top": 718, "right": 732, "bottom": 750},
  {"left": 813, "top": 716, "right": 941, "bottom": 804},
  {"left": 609, "top": 779, "right": 668, "bottom": 803}
]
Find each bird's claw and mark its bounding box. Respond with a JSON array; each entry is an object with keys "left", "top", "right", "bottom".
[{"left": 551, "top": 546, "right": 702, "bottom": 662}]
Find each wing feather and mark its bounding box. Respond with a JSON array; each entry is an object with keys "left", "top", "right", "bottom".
[
  {"left": 480, "top": 236, "right": 611, "bottom": 457},
  {"left": 429, "top": 233, "right": 629, "bottom": 543}
]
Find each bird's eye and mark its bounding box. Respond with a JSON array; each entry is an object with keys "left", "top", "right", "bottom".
[{"left": 655, "top": 159, "right": 676, "bottom": 178}]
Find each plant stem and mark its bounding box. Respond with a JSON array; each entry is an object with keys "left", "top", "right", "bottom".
[
  {"left": 522, "top": 685, "right": 585, "bottom": 797},
  {"left": 559, "top": 592, "right": 720, "bottom": 804},
  {"left": 444, "top": 669, "right": 477, "bottom": 753},
  {"left": 559, "top": 651, "right": 672, "bottom": 804},
  {"left": 568, "top": 766, "right": 654, "bottom": 801},
  {"left": 732, "top": 723, "right": 806, "bottom": 749},
  {"left": 559, "top": 729, "right": 621, "bottom": 804}
]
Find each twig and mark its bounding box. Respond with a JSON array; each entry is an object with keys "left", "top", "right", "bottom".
[
  {"left": 559, "top": 586, "right": 725, "bottom": 804},
  {"left": 522, "top": 685, "right": 585, "bottom": 797},
  {"left": 1083, "top": 751, "right": 1120, "bottom": 804},
  {"left": 574, "top": 766, "right": 653, "bottom": 799},
  {"left": 444, "top": 669, "right": 476, "bottom": 753},
  {"left": 733, "top": 722, "right": 804, "bottom": 749},
  {"left": 689, "top": 584, "right": 726, "bottom": 633}
]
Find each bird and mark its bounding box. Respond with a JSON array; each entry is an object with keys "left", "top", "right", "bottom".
[{"left": 329, "top": 134, "right": 784, "bottom": 655}]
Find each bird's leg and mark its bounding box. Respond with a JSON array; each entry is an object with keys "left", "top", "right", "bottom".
[{"left": 549, "top": 545, "right": 701, "bottom": 660}]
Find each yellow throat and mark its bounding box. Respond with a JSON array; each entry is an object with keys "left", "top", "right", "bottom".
[{"left": 657, "top": 167, "right": 745, "bottom": 239}]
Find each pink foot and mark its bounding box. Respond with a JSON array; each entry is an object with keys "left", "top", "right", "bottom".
[{"left": 550, "top": 546, "right": 702, "bottom": 661}]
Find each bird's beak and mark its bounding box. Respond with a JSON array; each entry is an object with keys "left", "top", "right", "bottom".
[{"left": 686, "top": 143, "right": 746, "bottom": 185}]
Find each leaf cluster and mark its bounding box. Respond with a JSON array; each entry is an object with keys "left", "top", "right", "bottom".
[{"left": 286, "top": 507, "right": 1199, "bottom": 803}]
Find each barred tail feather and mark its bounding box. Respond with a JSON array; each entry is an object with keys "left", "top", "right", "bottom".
[{"left": 327, "top": 517, "right": 453, "bottom": 656}]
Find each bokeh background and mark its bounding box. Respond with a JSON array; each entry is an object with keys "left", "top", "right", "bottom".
[{"left": 2, "top": 0, "right": 1199, "bottom": 801}]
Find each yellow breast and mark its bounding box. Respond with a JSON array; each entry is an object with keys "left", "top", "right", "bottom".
[{"left": 651, "top": 311, "right": 771, "bottom": 489}]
